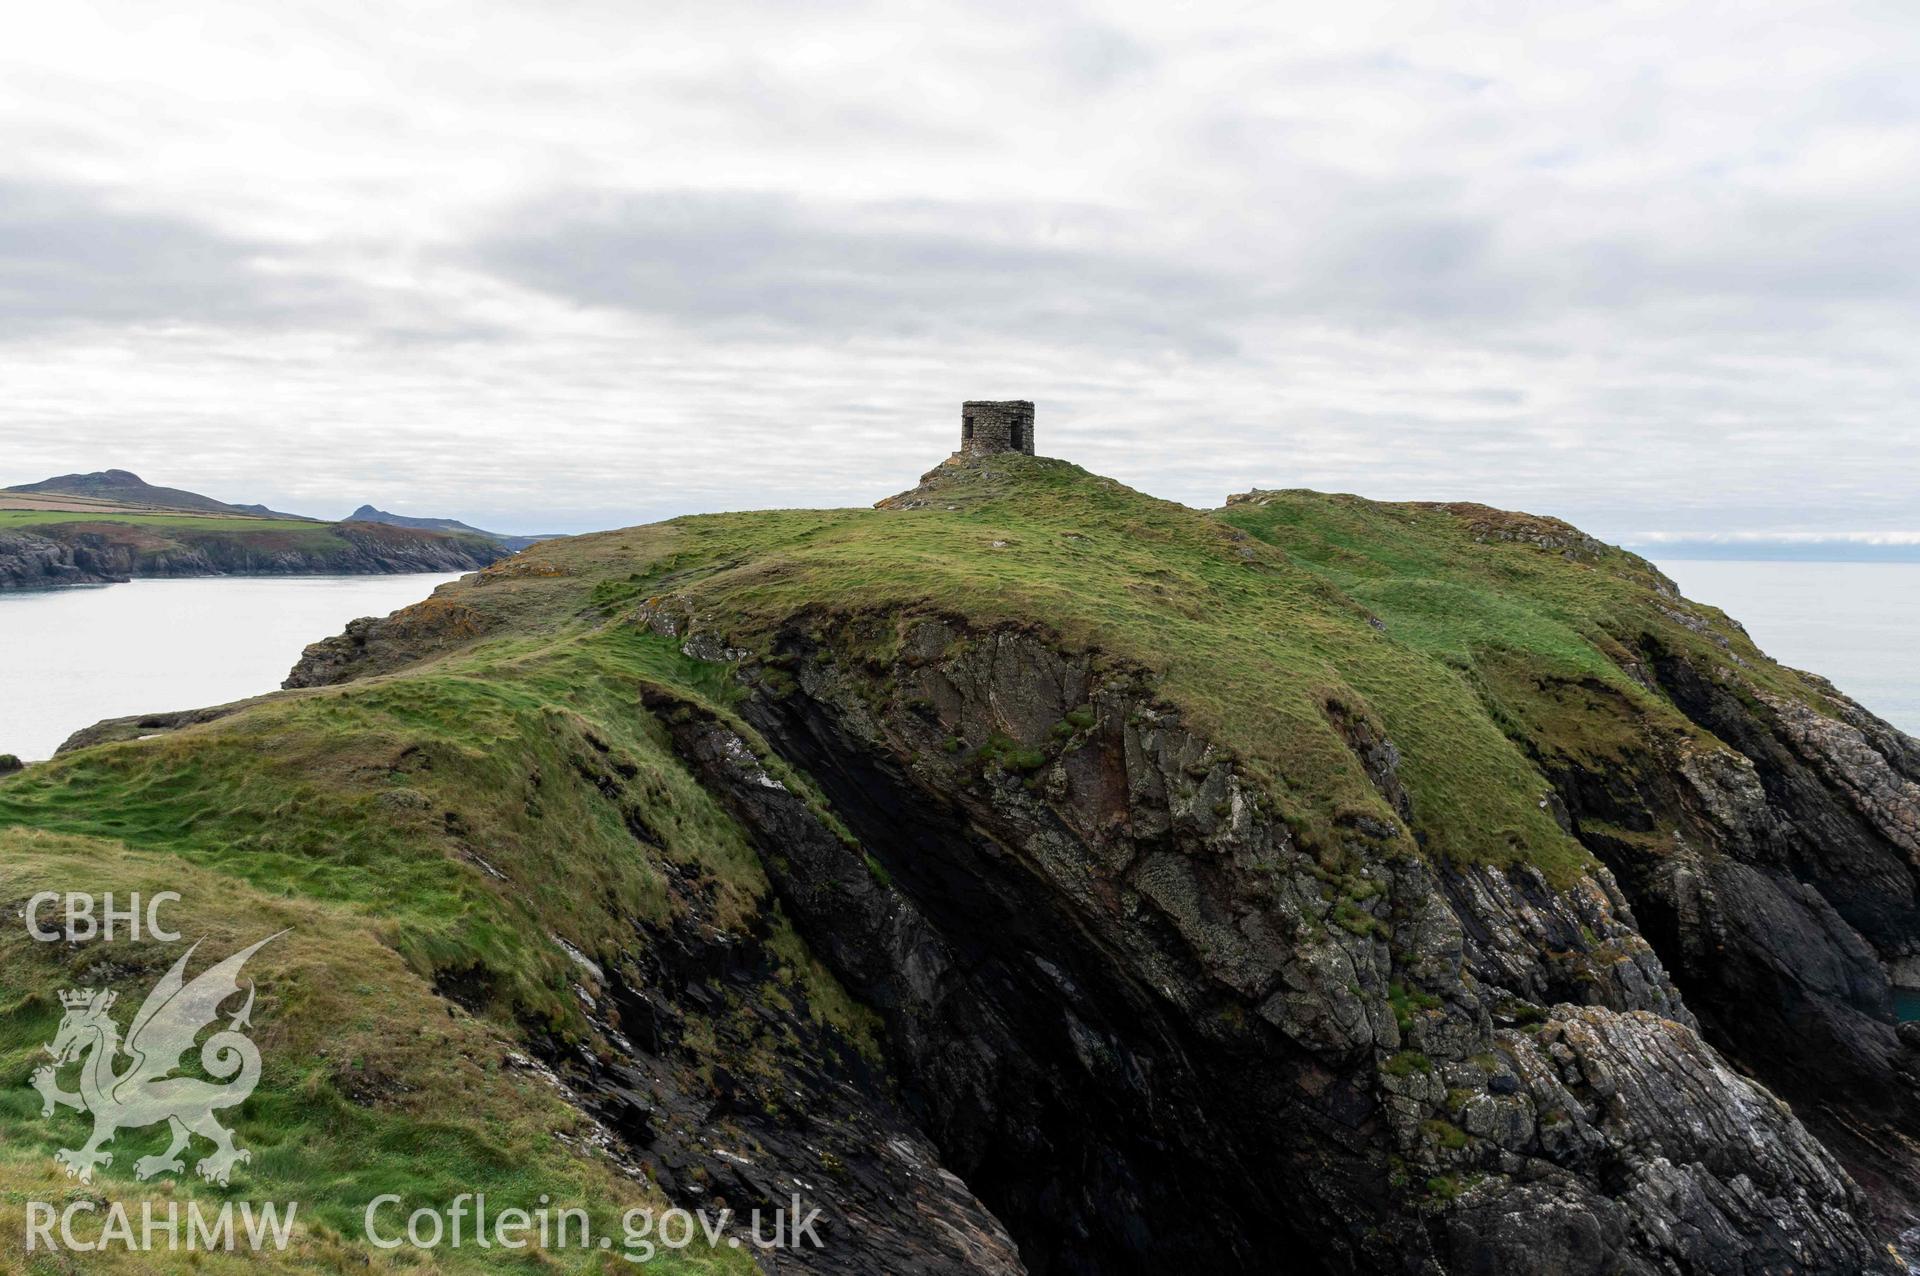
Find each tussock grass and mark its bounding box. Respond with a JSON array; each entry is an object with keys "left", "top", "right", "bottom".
[
  {"left": 0, "top": 831, "right": 751, "bottom": 1273},
  {"left": 0, "top": 629, "right": 838, "bottom": 1272}
]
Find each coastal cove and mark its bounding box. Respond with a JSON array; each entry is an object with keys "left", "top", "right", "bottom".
[{"left": 0, "top": 573, "right": 460, "bottom": 761}]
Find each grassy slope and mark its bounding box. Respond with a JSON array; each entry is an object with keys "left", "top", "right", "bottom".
[
  {"left": 1212, "top": 487, "right": 1823, "bottom": 814},
  {"left": 0, "top": 458, "right": 1826, "bottom": 1269},
  {"left": 1, "top": 830, "right": 736, "bottom": 1275},
  {"left": 0, "top": 623, "right": 840, "bottom": 1272},
  {"left": 578, "top": 459, "right": 1814, "bottom": 877},
  {"left": 604, "top": 461, "right": 1734, "bottom": 879}
]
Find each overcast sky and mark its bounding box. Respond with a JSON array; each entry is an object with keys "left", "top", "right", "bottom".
[{"left": 1, "top": 1, "right": 1916, "bottom": 544}]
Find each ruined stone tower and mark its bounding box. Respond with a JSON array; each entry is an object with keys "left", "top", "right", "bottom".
[{"left": 960, "top": 400, "right": 1034, "bottom": 457}]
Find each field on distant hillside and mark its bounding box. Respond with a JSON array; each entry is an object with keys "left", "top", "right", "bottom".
[
  {"left": 0, "top": 492, "right": 179, "bottom": 515},
  {"left": 0, "top": 510, "right": 315, "bottom": 531}
]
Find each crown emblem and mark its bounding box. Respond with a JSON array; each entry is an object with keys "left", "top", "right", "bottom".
[
  {"left": 57, "top": 988, "right": 115, "bottom": 1012},
  {"left": 38, "top": 934, "right": 283, "bottom": 1186}
]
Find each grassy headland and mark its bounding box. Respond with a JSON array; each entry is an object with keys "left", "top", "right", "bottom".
[{"left": 0, "top": 456, "right": 1845, "bottom": 1269}]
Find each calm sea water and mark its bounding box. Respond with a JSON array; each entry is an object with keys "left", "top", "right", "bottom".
[
  {"left": 1654, "top": 560, "right": 1920, "bottom": 737},
  {"left": 0, "top": 574, "right": 459, "bottom": 761}
]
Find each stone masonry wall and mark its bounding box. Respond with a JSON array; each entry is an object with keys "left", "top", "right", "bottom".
[{"left": 962, "top": 401, "right": 1035, "bottom": 456}]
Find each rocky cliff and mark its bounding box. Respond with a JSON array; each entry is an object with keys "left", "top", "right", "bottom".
[
  {"left": 3, "top": 455, "right": 1915, "bottom": 1275},
  {"left": 0, "top": 518, "right": 507, "bottom": 589},
  {"left": 633, "top": 607, "right": 1906, "bottom": 1274}
]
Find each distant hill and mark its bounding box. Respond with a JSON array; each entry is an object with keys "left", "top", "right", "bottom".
[
  {"left": 344, "top": 504, "right": 560, "bottom": 552},
  {"left": 0, "top": 470, "right": 510, "bottom": 589},
  {"left": 4, "top": 469, "right": 316, "bottom": 520}
]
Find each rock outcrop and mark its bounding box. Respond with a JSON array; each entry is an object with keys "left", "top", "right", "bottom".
[
  {"left": 635, "top": 610, "right": 1899, "bottom": 1273},
  {"left": 1521, "top": 643, "right": 1920, "bottom": 1236},
  {"left": 283, "top": 595, "right": 495, "bottom": 687},
  {"left": 0, "top": 520, "right": 506, "bottom": 590}
]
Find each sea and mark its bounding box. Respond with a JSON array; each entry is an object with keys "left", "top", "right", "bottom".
[{"left": 0, "top": 574, "right": 459, "bottom": 761}]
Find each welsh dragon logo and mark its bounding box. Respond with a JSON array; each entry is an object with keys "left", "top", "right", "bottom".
[{"left": 32, "top": 932, "right": 285, "bottom": 1185}]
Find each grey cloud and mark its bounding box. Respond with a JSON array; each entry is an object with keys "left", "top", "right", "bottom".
[
  {"left": 0, "top": 180, "right": 354, "bottom": 332},
  {"left": 2, "top": 0, "right": 1917, "bottom": 559},
  {"left": 1054, "top": 23, "right": 1155, "bottom": 87},
  {"left": 1269, "top": 186, "right": 1920, "bottom": 337},
  {"left": 1295, "top": 211, "right": 1513, "bottom": 323},
  {"left": 471, "top": 191, "right": 1244, "bottom": 355}
]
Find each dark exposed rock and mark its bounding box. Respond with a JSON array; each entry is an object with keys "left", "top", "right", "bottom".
[
  {"left": 1324, "top": 697, "right": 1415, "bottom": 822},
  {"left": 284, "top": 595, "right": 495, "bottom": 688},
  {"left": 640, "top": 617, "right": 1894, "bottom": 1274},
  {"left": 0, "top": 521, "right": 506, "bottom": 591},
  {"left": 55, "top": 702, "right": 253, "bottom": 754},
  {"left": 23, "top": 459, "right": 1916, "bottom": 1273},
  {"left": 510, "top": 757, "right": 1026, "bottom": 1275},
  {"left": 0, "top": 528, "right": 132, "bottom": 589},
  {"left": 1502, "top": 637, "right": 1920, "bottom": 1242},
  {"left": 217, "top": 511, "right": 1920, "bottom": 1272}
]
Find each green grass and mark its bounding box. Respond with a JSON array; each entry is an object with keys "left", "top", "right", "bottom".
[
  {"left": 73, "top": 452, "right": 1800, "bottom": 895},
  {"left": 603, "top": 460, "right": 1627, "bottom": 879},
  {"left": 1382, "top": 1050, "right": 1433, "bottom": 1078},
  {"left": 0, "top": 628, "right": 841, "bottom": 1024},
  {"left": 0, "top": 454, "right": 1860, "bottom": 1270},
  {"left": 1388, "top": 981, "right": 1444, "bottom": 1032},
  {"left": 0, "top": 833, "right": 753, "bottom": 1274},
  {"left": 0, "top": 625, "right": 854, "bottom": 1272},
  {"left": 1421, "top": 1118, "right": 1470, "bottom": 1151}
]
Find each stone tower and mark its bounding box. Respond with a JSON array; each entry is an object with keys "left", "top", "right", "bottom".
[{"left": 960, "top": 400, "right": 1034, "bottom": 457}]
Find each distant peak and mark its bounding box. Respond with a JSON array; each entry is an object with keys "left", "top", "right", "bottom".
[
  {"left": 10, "top": 467, "right": 147, "bottom": 487},
  {"left": 3, "top": 468, "right": 313, "bottom": 521}
]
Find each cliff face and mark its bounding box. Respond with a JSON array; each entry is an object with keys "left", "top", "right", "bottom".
[
  {"left": 0, "top": 519, "right": 507, "bottom": 589},
  {"left": 1529, "top": 648, "right": 1920, "bottom": 1221},
  {"left": 3, "top": 456, "right": 1916, "bottom": 1275},
  {"left": 642, "top": 608, "right": 1896, "bottom": 1273}
]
